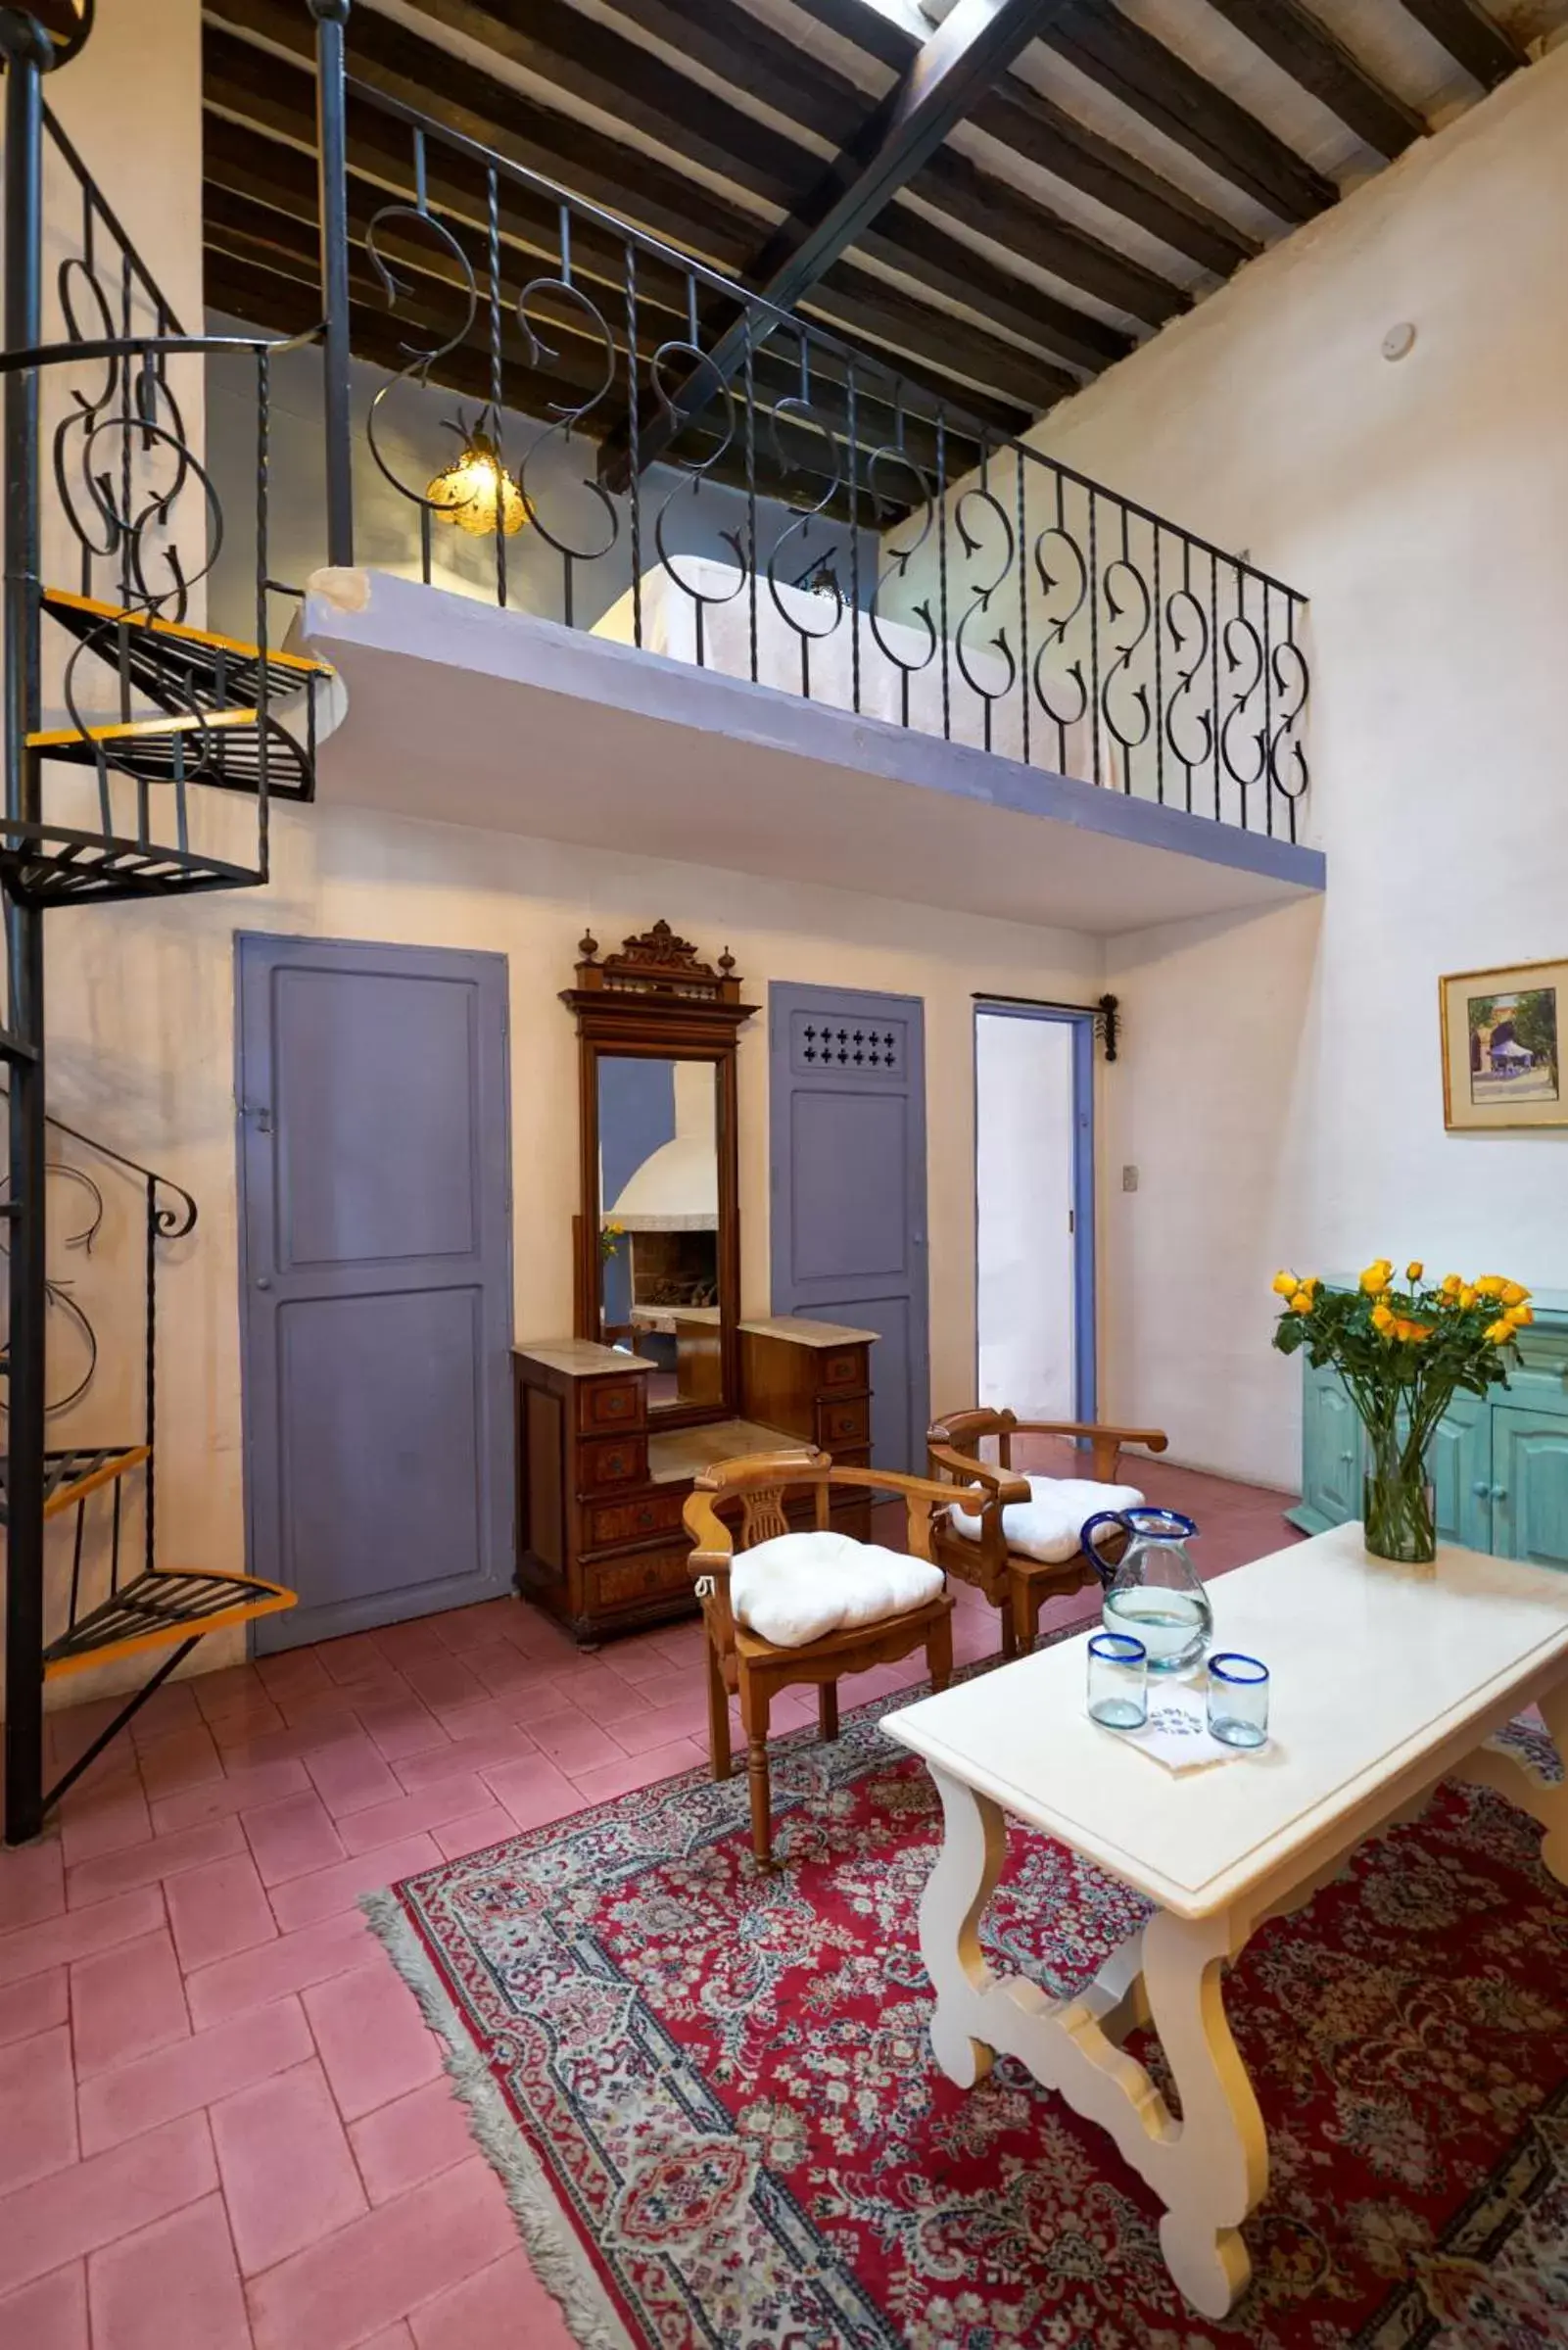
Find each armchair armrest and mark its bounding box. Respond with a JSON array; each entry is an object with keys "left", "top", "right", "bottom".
[
  {"left": 824, "top": 1462, "right": 1028, "bottom": 1561},
  {"left": 1013, "top": 1420, "right": 1168, "bottom": 1484},
  {"left": 682, "top": 1486, "right": 737, "bottom": 1650}
]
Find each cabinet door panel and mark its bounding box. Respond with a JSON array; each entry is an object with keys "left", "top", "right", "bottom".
[
  {"left": 1425, "top": 1394, "right": 1492, "bottom": 1551},
  {"left": 1492, "top": 1409, "right": 1568, "bottom": 1569},
  {"left": 1302, "top": 1364, "right": 1363, "bottom": 1527}
]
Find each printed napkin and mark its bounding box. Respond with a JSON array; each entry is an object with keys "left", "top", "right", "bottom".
[{"left": 1109, "top": 1686, "right": 1252, "bottom": 1773}]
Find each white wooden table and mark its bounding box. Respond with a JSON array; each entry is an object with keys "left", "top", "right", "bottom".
[{"left": 881, "top": 1523, "right": 1568, "bottom": 2319}]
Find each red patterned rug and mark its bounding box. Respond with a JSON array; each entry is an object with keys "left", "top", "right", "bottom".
[{"left": 364, "top": 1691, "right": 1568, "bottom": 2350}]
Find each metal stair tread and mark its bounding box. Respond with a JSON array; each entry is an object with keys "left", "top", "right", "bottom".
[
  {"left": 0, "top": 1444, "right": 149, "bottom": 1525},
  {"left": 42, "top": 586, "right": 333, "bottom": 683},
  {"left": 42, "top": 1564, "right": 298, "bottom": 1679},
  {"left": 0, "top": 818, "right": 266, "bottom": 904}
]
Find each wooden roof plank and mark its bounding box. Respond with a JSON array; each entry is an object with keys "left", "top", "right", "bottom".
[
  {"left": 1042, "top": 0, "right": 1340, "bottom": 223},
  {"left": 1201, "top": 0, "right": 1426, "bottom": 157},
  {"left": 1392, "top": 0, "right": 1528, "bottom": 88},
  {"left": 971, "top": 80, "right": 1258, "bottom": 276}
]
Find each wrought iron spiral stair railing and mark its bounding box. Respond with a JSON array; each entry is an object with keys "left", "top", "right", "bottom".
[
  {"left": 0, "top": 1099, "right": 295, "bottom": 1815},
  {"left": 2, "top": 19, "right": 312, "bottom": 1844},
  {"left": 0, "top": 316, "right": 336, "bottom": 906},
  {"left": 0, "top": 91, "right": 338, "bottom": 908}
]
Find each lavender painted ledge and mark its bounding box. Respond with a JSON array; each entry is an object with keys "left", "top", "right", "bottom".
[{"left": 298, "top": 572, "right": 1324, "bottom": 935}]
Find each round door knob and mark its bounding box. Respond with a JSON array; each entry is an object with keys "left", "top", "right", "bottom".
[
  {"left": 1473, "top": 1480, "right": 1490, "bottom": 1498},
  {"left": 256, "top": 1276, "right": 272, "bottom": 1291},
  {"left": 1492, "top": 1483, "right": 1507, "bottom": 1502}
]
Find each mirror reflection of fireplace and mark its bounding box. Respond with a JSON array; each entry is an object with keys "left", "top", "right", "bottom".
[{"left": 597, "top": 1055, "right": 725, "bottom": 1410}]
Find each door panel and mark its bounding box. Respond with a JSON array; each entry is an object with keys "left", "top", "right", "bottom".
[
  {"left": 274, "top": 969, "right": 481, "bottom": 1269},
  {"left": 770, "top": 985, "right": 928, "bottom": 1471},
  {"left": 1425, "top": 1394, "right": 1492, "bottom": 1551},
  {"left": 1301, "top": 1363, "right": 1363, "bottom": 1527},
  {"left": 787, "top": 1092, "right": 910, "bottom": 1282},
  {"left": 238, "top": 935, "right": 513, "bottom": 1650},
  {"left": 1493, "top": 1408, "right": 1568, "bottom": 1569}
]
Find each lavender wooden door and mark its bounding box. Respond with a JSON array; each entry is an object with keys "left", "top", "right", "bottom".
[
  {"left": 769, "top": 983, "right": 928, "bottom": 1471},
  {"left": 237, "top": 935, "right": 513, "bottom": 1652}
]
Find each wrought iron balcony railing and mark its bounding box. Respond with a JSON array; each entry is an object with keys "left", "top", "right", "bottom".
[{"left": 322, "top": 75, "right": 1309, "bottom": 841}]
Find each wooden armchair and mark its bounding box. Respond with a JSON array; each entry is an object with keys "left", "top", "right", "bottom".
[
  {"left": 684, "top": 1449, "right": 1011, "bottom": 1869},
  {"left": 927, "top": 1408, "right": 1169, "bottom": 1660}
]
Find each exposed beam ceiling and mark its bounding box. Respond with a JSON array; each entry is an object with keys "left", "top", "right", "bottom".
[
  {"left": 1392, "top": 0, "right": 1530, "bottom": 86},
  {"left": 200, "top": 0, "right": 1562, "bottom": 466}
]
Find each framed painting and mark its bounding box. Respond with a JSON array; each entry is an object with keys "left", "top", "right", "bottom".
[{"left": 1441, "top": 958, "right": 1568, "bottom": 1131}]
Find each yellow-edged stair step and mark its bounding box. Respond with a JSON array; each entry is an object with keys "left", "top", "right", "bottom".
[{"left": 43, "top": 1567, "right": 297, "bottom": 1679}]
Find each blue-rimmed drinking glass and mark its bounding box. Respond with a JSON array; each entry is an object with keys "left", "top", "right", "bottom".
[
  {"left": 1207, "top": 1653, "right": 1269, "bottom": 1749},
  {"left": 1087, "top": 1631, "right": 1148, "bottom": 1729}
]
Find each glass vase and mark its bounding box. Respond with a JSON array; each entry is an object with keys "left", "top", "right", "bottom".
[{"left": 1361, "top": 1429, "right": 1436, "bottom": 1565}]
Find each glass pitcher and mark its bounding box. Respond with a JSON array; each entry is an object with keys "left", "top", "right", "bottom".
[{"left": 1080, "top": 1507, "right": 1212, "bottom": 1674}]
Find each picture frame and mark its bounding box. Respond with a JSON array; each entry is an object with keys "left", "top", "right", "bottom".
[{"left": 1440, "top": 957, "right": 1568, "bottom": 1132}]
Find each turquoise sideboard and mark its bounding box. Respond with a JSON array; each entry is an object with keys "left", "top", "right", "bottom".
[{"left": 1289, "top": 1310, "right": 1568, "bottom": 1567}]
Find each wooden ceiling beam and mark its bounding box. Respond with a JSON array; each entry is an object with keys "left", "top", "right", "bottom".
[
  {"left": 204, "top": 175, "right": 997, "bottom": 476},
  {"left": 1042, "top": 1, "right": 1340, "bottom": 224},
  {"left": 605, "top": 0, "right": 1081, "bottom": 479},
  {"left": 784, "top": 0, "right": 1254, "bottom": 278},
  {"left": 204, "top": 94, "right": 1033, "bottom": 441},
  {"left": 970, "top": 80, "right": 1257, "bottom": 277},
  {"left": 207, "top": 9, "right": 1126, "bottom": 386},
  {"left": 853, "top": 212, "right": 1130, "bottom": 371},
  {"left": 1391, "top": 0, "right": 1528, "bottom": 89},
  {"left": 204, "top": 21, "right": 757, "bottom": 273},
  {"left": 1201, "top": 0, "right": 1425, "bottom": 159},
  {"left": 804, "top": 270, "right": 1076, "bottom": 409},
  {"left": 917, "top": 146, "right": 1184, "bottom": 323},
  {"left": 364, "top": 0, "right": 814, "bottom": 214},
  {"left": 443, "top": 0, "right": 872, "bottom": 152}
]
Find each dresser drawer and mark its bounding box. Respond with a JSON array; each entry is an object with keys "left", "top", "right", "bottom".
[
  {"left": 588, "top": 1544, "right": 695, "bottom": 1612},
  {"left": 817, "top": 1396, "right": 870, "bottom": 1448},
  {"left": 820, "top": 1347, "right": 865, "bottom": 1389},
  {"left": 578, "top": 1377, "right": 644, "bottom": 1432},
  {"left": 578, "top": 1435, "right": 647, "bottom": 1492},
  {"left": 587, "top": 1491, "right": 688, "bottom": 1549}
]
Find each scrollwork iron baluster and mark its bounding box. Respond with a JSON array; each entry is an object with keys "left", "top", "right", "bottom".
[
  {"left": 649, "top": 274, "right": 746, "bottom": 669},
  {"left": 763, "top": 337, "right": 846, "bottom": 703},
  {"left": 867, "top": 430, "right": 936, "bottom": 732},
  {"left": 1098, "top": 509, "right": 1154, "bottom": 793},
  {"left": 1218, "top": 581, "right": 1268, "bottom": 829},
  {"left": 952, "top": 466, "right": 1017, "bottom": 756},
  {"left": 515, "top": 204, "right": 622, "bottom": 626},
  {"left": 1030, "top": 484, "right": 1090, "bottom": 778}
]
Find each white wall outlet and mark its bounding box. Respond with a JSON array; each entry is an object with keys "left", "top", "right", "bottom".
[{"left": 1122, "top": 1165, "right": 1139, "bottom": 1192}]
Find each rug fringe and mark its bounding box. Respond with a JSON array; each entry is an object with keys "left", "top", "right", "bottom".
[{"left": 359, "top": 1889, "right": 637, "bottom": 2350}]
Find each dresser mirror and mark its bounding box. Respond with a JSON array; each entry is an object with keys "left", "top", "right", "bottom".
[{"left": 565, "top": 923, "right": 753, "bottom": 1425}]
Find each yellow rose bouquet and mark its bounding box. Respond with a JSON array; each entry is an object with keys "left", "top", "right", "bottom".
[{"left": 1270, "top": 1259, "right": 1529, "bottom": 1562}]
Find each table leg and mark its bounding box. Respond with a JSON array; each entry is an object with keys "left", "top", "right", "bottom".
[
  {"left": 919, "top": 1765, "right": 1008, "bottom": 2088},
  {"left": 1140, "top": 1907, "right": 1268, "bottom": 2320},
  {"left": 1454, "top": 1677, "right": 1568, "bottom": 1887}
]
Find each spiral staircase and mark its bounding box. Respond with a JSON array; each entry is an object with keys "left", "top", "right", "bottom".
[{"left": 1, "top": 1, "right": 335, "bottom": 1839}]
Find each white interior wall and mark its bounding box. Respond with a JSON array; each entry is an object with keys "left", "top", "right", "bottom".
[{"left": 1019, "top": 47, "right": 1568, "bottom": 1488}]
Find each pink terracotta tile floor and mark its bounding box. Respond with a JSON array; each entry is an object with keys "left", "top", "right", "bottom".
[{"left": 0, "top": 1461, "right": 1299, "bottom": 2347}]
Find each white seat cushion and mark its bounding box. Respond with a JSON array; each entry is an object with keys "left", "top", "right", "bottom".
[
  {"left": 729, "top": 1529, "right": 945, "bottom": 1649},
  {"left": 946, "top": 1475, "right": 1145, "bottom": 1564}
]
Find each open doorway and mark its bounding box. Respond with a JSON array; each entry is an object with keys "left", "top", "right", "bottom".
[{"left": 974, "top": 1003, "right": 1096, "bottom": 1421}]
